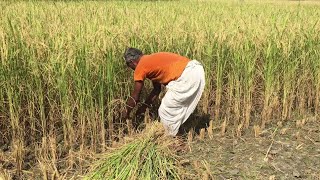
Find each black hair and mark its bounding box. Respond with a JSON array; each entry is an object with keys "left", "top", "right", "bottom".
[{"left": 123, "top": 47, "right": 143, "bottom": 62}]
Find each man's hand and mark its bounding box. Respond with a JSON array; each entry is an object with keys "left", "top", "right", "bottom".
[
  {"left": 134, "top": 82, "right": 161, "bottom": 118},
  {"left": 136, "top": 103, "right": 148, "bottom": 117},
  {"left": 121, "top": 109, "right": 128, "bottom": 120},
  {"left": 123, "top": 81, "right": 144, "bottom": 120}
]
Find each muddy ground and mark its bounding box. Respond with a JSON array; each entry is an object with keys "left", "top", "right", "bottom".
[{"left": 181, "top": 116, "right": 320, "bottom": 180}]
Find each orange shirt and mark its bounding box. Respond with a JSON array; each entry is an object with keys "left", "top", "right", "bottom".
[{"left": 134, "top": 52, "right": 189, "bottom": 84}]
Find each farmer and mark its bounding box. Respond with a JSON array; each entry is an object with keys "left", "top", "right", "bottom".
[{"left": 122, "top": 47, "right": 205, "bottom": 136}]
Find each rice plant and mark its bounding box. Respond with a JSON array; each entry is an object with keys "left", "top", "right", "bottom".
[
  {"left": 85, "top": 123, "right": 183, "bottom": 180},
  {"left": 0, "top": 0, "right": 319, "bottom": 178}
]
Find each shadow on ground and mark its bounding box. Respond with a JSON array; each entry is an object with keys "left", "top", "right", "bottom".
[{"left": 178, "top": 113, "right": 211, "bottom": 135}]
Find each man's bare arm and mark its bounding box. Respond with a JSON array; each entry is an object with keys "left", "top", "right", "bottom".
[
  {"left": 123, "top": 81, "right": 144, "bottom": 118},
  {"left": 136, "top": 82, "right": 161, "bottom": 116},
  {"left": 144, "top": 82, "right": 161, "bottom": 106}
]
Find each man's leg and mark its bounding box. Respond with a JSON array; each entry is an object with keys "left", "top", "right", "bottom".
[{"left": 158, "top": 61, "right": 205, "bottom": 136}]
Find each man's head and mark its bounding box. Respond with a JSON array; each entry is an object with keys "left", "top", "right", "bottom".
[{"left": 123, "top": 47, "right": 143, "bottom": 70}]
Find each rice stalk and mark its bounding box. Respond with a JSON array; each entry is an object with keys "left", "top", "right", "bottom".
[{"left": 84, "top": 123, "right": 183, "bottom": 180}]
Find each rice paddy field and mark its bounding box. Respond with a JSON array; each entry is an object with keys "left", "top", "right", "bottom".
[{"left": 0, "top": 0, "right": 320, "bottom": 179}]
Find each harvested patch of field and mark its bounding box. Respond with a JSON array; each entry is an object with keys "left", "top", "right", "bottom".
[{"left": 183, "top": 116, "right": 320, "bottom": 179}]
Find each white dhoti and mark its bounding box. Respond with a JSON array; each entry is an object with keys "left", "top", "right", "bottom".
[{"left": 158, "top": 60, "right": 205, "bottom": 136}]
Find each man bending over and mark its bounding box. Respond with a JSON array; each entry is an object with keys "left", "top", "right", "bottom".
[{"left": 122, "top": 47, "right": 205, "bottom": 136}]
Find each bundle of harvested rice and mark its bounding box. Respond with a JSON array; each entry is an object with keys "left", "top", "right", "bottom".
[{"left": 84, "top": 122, "right": 184, "bottom": 180}]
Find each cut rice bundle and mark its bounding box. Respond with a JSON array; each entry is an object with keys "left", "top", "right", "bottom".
[{"left": 85, "top": 123, "right": 184, "bottom": 180}]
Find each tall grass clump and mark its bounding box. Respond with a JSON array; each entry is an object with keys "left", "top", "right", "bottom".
[
  {"left": 85, "top": 123, "right": 183, "bottom": 180},
  {"left": 0, "top": 0, "right": 319, "bottom": 178}
]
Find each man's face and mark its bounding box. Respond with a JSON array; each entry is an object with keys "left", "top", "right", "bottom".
[{"left": 126, "top": 60, "right": 136, "bottom": 70}]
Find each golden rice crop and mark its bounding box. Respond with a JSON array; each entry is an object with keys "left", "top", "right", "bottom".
[{"left": 0, "top": 0, "right": 319, "bottom": 178}]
